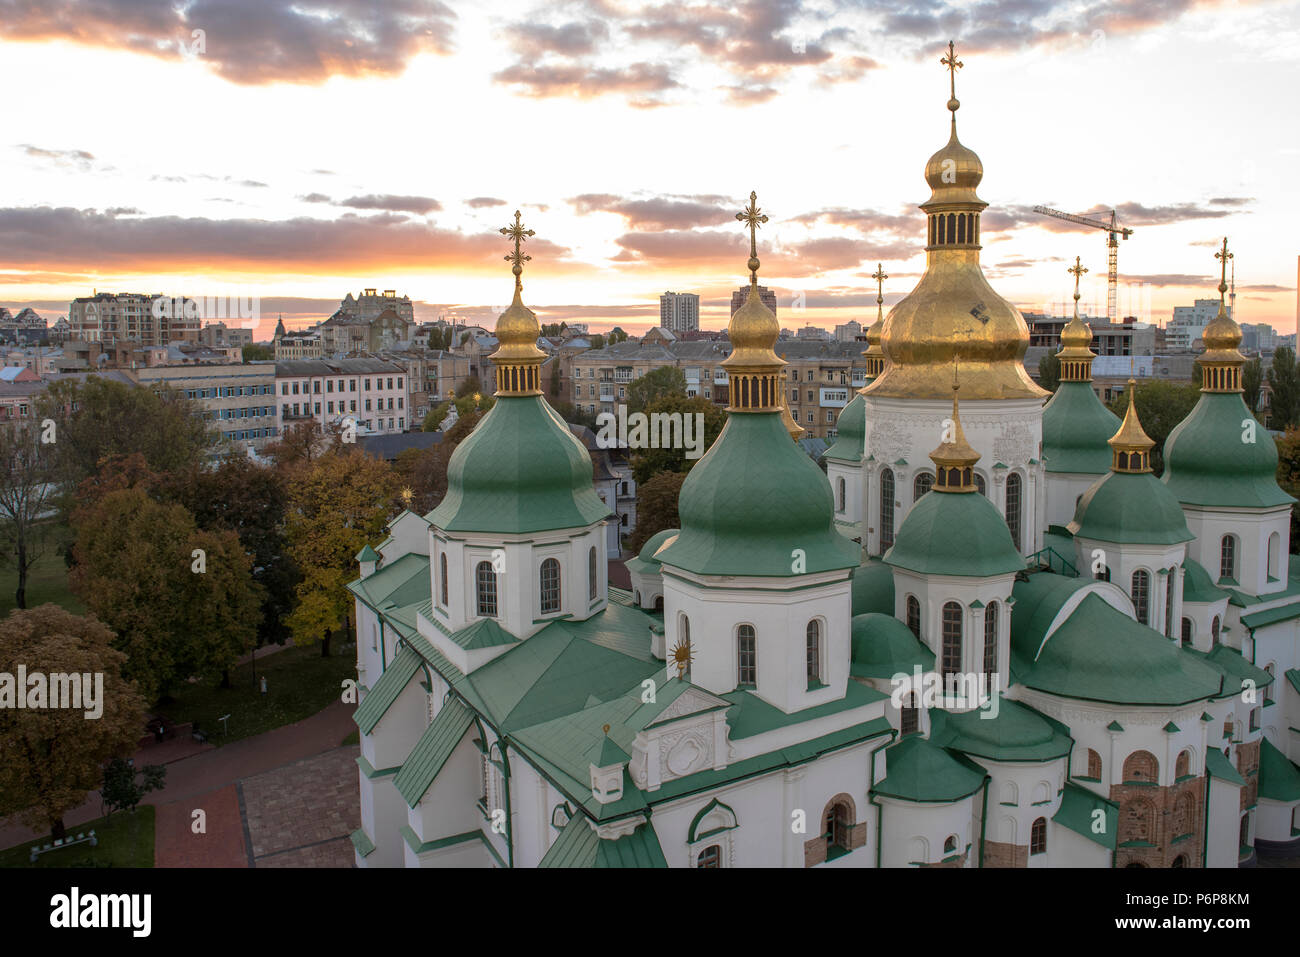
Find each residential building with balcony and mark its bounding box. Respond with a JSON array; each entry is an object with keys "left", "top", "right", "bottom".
[{"left": 275, "top": 358, "right": 409, "bottom": 437}]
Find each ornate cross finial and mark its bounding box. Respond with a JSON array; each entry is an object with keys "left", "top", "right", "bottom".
[
  {"left": 736, "top": 190, "right": 768, "bottom": 283},
  {"left": 1068, "top": 256, "right": 1088, "bottom": 314},
  {"left": 500, "top": 210, "right": 535, "bottom": 290},
  {"left": 872, "top": 263, "right": 888, "bottom": 320},
  {"left": 1215, "top": 236, "right": 1232, "bottom": 298},
  {"left": 941, "top": 40, "right": 962, "bottom": 111}
]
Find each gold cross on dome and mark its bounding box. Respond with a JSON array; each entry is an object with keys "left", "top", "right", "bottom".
[
  {"left": 736, "top": 190, "right": 768, "bottom": 280},
  {"left": 872, "top": 263, "right": 889, "bottom": 306},
  {"left": 1068, "top": 256, "right": 1088, "bottom": 299},
  {"left": 941, "top": 40, "right": 963, "bottom": 99},
  {"left": 1215, "top": 236, "right": 1233, "bottom": 296},
  {"left": 501, "top": 210, "right": 535, "bottom": 288}
]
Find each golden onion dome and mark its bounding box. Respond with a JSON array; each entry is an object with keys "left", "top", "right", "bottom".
[
  {"left": 489, "top": 210, "right": 546, "bottom": 395},
  {"left": 723, "top": 282, "right": 782, "bottom": 368},
  {"left": 1058, "top": 315, "right": 1093, "bottom": 353},
  {"left": 923, "top": 123, "right": 985, "bottom": 204},
  {"left": 491, "top": 287, "right": 546, "bottom": 363}
]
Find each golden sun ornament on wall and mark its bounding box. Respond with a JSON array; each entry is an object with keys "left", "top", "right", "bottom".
[
  {"left": 400, "top": 486, "right": 414, "bottom": 506},
  {"left": 670, "top": 637, "right": 694, "bottom": 679}
]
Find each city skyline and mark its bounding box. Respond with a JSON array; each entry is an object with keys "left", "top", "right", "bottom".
[{"left": 1, "top": 1, "right": 1298, "bottom": 340}]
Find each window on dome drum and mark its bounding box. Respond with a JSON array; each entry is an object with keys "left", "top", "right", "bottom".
[
  {"left": 1268, "top": 532, "right": 1280, "bottom": 579},
  {"left": 901, "top": 692, "right": 919, "bottom": 734},
  {"left": 983, "top": 602, "right": 998, "bottom": 681},
  {"left": 439, "top": 553, "right": 448, "bottom": 606},
  {"left": 696, "top": 845, "right": 721, "bottom": 868},
  {"left": 588, "top": 547, "right": 598, "bottom": 601},
  {"left": 1164, "top": 569, "right": 1175, "bottom": 637},
  {"left": 737, "top": 625, "right": 757, "bottom": 688},
  {"left": 540, "top": 558, "right": 561, "bottom": 613},
  {"left": 1030, "top": 818, "right": 1047, "bottom": 856},
  {"left": 1123, "top": 750, "right": 1158, "bottom": 784},
  {"left": 1211, "top": 615, "right": 1221, "bottom": 647},
  {"left": 806, "top": 620, "right": 822, "bottom": 685},
  {"left": 1131, "top": 570, "right": 1150, "bottom": 626},
  {"left": 1176, "top": 751, "right": 1190, "bottom": 779},
  {"left": 837, "top": 477, "right": 846, "bottom": 513},
  {"left": 475, "top": 561, "right": 497, "bottom": 617},
  {"left": 1087, "top": 749, "right": 1102, "bottom": 780},
  {"left": 1220, "top": 535, "right": 1237, "bottom": 581},
  {"left": 1096, "top": 565, "right": 1111, "bottom": 582},
  {"left": 1004, "top": 473, "right": 1022, "bottom": 550},
  {"left": 941, "top": 602, "right": 962, "bottom": 684},
  {"left": 913, "top": 471, "right": 933, "bottom": 501},
  {"left": 1181, "top": 618, "right": 1192, "bottom": 645},
  {"left": 974, "top": 473, "right": 986, "bottom": 496},
  {"left": 906, "top": 595, "right": 921, "bottom": 640},
  {"left": 880, "top": 469, "right": 895, "bottom": 549}
]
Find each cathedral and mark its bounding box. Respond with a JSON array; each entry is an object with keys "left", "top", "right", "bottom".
[{"left": 345, "top": 49, "right": 1300, "bottom": 868}]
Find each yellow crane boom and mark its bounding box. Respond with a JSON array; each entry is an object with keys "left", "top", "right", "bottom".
[{"left": 1032, "top": 206, "right": 1134, "bottom": 323}]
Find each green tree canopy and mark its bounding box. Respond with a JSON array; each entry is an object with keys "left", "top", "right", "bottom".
[
  {"left": 242, "top": 343, "right": 274, "bottom": 361},
  {"left": 629, "top": 394, "right": 726, "bottom": 485},
  {"left": 1243, "top": 357, "right": 1263, "bottom": 413},
  {"left": 627, "top": 471, "right": 686, "bottom": 554},
  {"left": 626, "top": 366, "right": 687, "bottom": 415},
  {"left": 1037, "top": 353, "right": 1061, "bottom": 393},
  {"left": 1268, "top": 346, "right": 1300, "bottom": 430}
]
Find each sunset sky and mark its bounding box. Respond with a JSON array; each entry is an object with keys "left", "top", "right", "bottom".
[{"left": 1, "top": 0, "right": 1298, "bottom": 341}]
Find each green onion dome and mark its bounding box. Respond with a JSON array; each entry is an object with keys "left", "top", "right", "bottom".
[
  {"left": 885, "top": 487, "right": 1025, "bottom": 577},
  {"left": 1068, "top": 471, "right": 1193, "bottom": 545},
  {"left": 850, "top": 613, "right": 935, "bottom": 680},
  {"left": 822, "top": 394, "right": 865, "bottom": 463},
  {"left": 1162, "top": 393, "right": 1294, "bottom": 508},
  {"left": 1041, "top": 382, "right": 1120, "bottom": 475},
  {"left": 428, "top": 396, "right": 611, "bottom": 534}
]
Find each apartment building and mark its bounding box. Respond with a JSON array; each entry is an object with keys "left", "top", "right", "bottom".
[
  {"left": 1167, "top": 298, "right": 1233, "bottom": 351},
  {"left": 730, "top": 285, "right": 778, "bottom": 317},
  {"left": 380, "top": 350, "right": 472, "bottom": 422},
  {"left": 134, "top": 362, "right": 279, "bottom": 451},
  {"left": 776, "top": 340, "right": 871, "bottom": 438},
  {"left": 198, "top": 322, "right": 255, "bottom": 350},
  {"left": 275, "top": 358, "right": 409, "bottom": 437},
  {"left": 68, "top": 292, "right": 201, "bottom": 346},
  {"left": 1025, "top": 312, "right": 1156, "bottom": 356},
  {"left": 659, "top": 292, "right": 700, "bottom": 333}
]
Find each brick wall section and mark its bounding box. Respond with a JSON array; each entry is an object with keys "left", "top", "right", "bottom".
[
  {"left": 983, "top": 840, "right": 1028, "bottom": 868},
  {"left": 802, "top": 823, "right": 867, "bottom": 866},
  {"left": 1110, "top": 777, "right": 1204, "bottom": 868},
  {"left": 1237, "top": 741, "right": 1260, "bottom": 811},
  {"left": 921, "top": 851, "right": 967, "bottom": 868}
]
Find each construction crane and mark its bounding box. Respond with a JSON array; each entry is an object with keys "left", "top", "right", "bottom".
[{"left": 1032, "top": 206, "right": 1134, "bottom": 323}]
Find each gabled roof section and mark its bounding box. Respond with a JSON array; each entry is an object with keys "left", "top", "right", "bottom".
[
  {"left": 1182, "top": 559, "right": 1227, "bottom": 604},
  {"left": 1258, "top": 737, "right": 1300, "bottom": 803},
  {"left": 347, "top": 551, "right": 430, "bottom": 611},
  {"left": 1054, "top": 782, "right": 1117, "bottom": 849},
  {"left": 449, "top": 617, "right": 520, "bottom": 651},
  {"left": 538, "top": 815, "right": 668, "bottom": 868},
  {"left": 1206, "top": 747, "right": 1246, "bottom": 787},
  {"left": 354, "top": 644, "right": 423, "bottom": 734},
  {"left": 393, "top": 698, "right": 474, "bottom": 807}
]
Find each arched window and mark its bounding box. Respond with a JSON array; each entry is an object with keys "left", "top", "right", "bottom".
[
  {"left": 806, "top": 619, "right": 822, "bottom": 685},
  {"left": 1268, "top": 532, "right": 1280, "bottom": 579},
  {"left": 1175, "top": 750, "right": 1191, "bottom": 779},
  {"left": 944, "top": 834, "right": 957, "bottom": 854},
  {"left": 1171, "top": 854, "right": 1187, "bottom": 868},
  {"left": 475, "top": 561, "right": 497, "bottom": 617},
  {"left": 1181, "top": 617, "right": 1192, "bottom": 645},
  {"left": 439, "top": 552, "right": 448, "bottom": 606},
  {"left": 1211, "top": 615, "right": 1221, "bottom": 647},
  {"left": 1030, "top": 817, "right": 1047, "bottom": 856},
  {"left": 1123, "top": 750, "right": 1159, "bottom": 784},
  {"left": 983, "top": 602, "right": 998, "bottom": 681},
  {"left": 1164, "top": 566, "right": 1175, "bottom": 637},
  {"left": 974, "top": 473, "right": 986, "bottom": 496},
  {"left": 836, "top": 476, "right": 846, "bottom": 513},
  {"left": 913, "top": 471, "right": 933, "bottom": 501},
  {"left": 1004, "top": 473, "right": 1022, "bottom": 551},
  {"left": 901, "top": 691, "right": 919, "bottom": 734},
  {"left": 1087, "top": 749, "right": 1102, "bottom": 780},
  {"left": 1131, "top": 570, "right": 1150, "bottom": 626},
  {"left": 696, "top": 845, "right": 721, "bottom": 868},
  {"left": 906, "top": 595, "right": 921, "bottom": 640},
  {"left": 540, "top": 557, "right": 561, "bottom": 613},
  {"left": 1220, "top": 535, "right": 1237, "bottom": 581},
  {"left": 823, "top": 798, "right": 854, "bottom": 858},
  {"left": 678, "top": 614, "right": 691, "bottom": 681},
  {"left": 941, "top": 601, "right": 963, "bottom": 684},
  {"left": 1096, "top": 564, "right": 1111, "bottom": 582},
  {"left": 1239, "top": 814, "right": 1250, "bottom": 848},
  {"left": 588, "top": 546, "right": 598, "bottom": 601},
  {"left": 880, "top": 468, "right": 895, "bottom": 549},
  {"left": 737, "top": 625, "right": 757, "bottom": 688}
]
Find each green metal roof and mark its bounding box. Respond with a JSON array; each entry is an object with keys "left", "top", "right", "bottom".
[
  {"left": 349, "top": 828, "right": 376, "bottom": 858},
  {"left": 722, "top": 679, "right": 888, "bottom": 740},
  {"left": 428, "top": 395, "right": 612, "bottom": 534},
  {"left": 1009, "top": 572, "right": 1091, "bottom": 657},
  {"left": 822, "top": 393, "right": 865, "bottom": 463},
  {"left": 393, "top": 698, "right": 475, "bottom": 807},
  {"left": 1068, "top": 470, "right": 1194, "bottom": 546},
  {"left": 354, "top": 644, "right": 424, "bottom": 735},
  {"left": 538, "top": 815, "right": 668, "bottom": 868},
  {"left": 1258, "top": 737, "right": 1300, "bottom": 802},
  {"left": 449, "top": 617, "right": 520, "bottom": 651},
  {"left": 1287, "top": 668, "right": 1300, "bottom": 696},
  {"left": 1010, "top": 591, "right": 1224, "bottom": 706},
  {"left": 928, "top": 698, "right": 1073, "bottom": 763},
  {"left": 636, "top": 527, "right": 678, "bottom": 564},
  {"left": 851, "top": 560, "right": 895, "bottom": 616},
  {"left": 1182, "top": 559, "right": 1227, "bottom": 604},
  {"left": 348, "top": 552, "right": 432, "bottom": 611},
  {"left": 356, "top": 544, "right": 380, "bottom": 562},
  {"left": 1053, "top": 782, "right": 1118, "bottom": 849},
  {"left": 1162, "top": 392, "right": 1295, "bottom": 509},
  {"left": 1206, "top": 746, "right": 1246, "bottom": 786},
  {"left": 885, "top": 486, "right": 1025, "bottom": 578},
  {"left": 657, "top": 412, "right": 860, "bottom": 577},
  {"left": 1183, "top": 645, "right": 1273, "bottom": 697},
  {"left": 1042, "top": 381, "right": 1120, "bottom": 475},
  {"left": 1241, "top": 599, "right": 1300, "bottom": 630},
  {"left": 850, "top": 613, "right": 935, "bottom": 680},
  {"left": 872, "top": 734, "right": 987, "bottom": 803}
]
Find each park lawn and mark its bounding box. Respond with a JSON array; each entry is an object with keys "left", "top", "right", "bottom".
[
  {"left": 0, "top": 522, "right": 84, "bottom": 617},
  {"left": 0, "top": 806, "right": 155, "bottom": 868},
  {"left": 160, "top": 640, "right": 355, "bottom": 746}
]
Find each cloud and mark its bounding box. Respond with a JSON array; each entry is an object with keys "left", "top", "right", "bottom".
[
  {"left": 1123, "top": 273, "right": 1213, "bottom": 287},
  {"left": 569, "top": 193, "right": 734, "bottom": 230},
  {"left": 790, "top": 206, "right": 917, "bottom": 234},
  {"left": 984, "top": 199, "right": 1250, "bottom": 234},
  {"left": 18, "top": 144, "right": 98, "bottom": 170},
  {"left": 0, "top": 0, "right": 457, "bottom": 85},
  {"left": 1238, "top": 283, "right": 1294, "bottom": 293},
  {"left": 493, "top": 61, "right": 679, "bottom": 100},
  {"left": 299, "top": 193, "right": 332, "bottom": 203},
  {"left": 465, "top": 197, "right": 508, "bottom": 209},
  {"left": 339, "top": 194, "right": 442, "bottom": 214}
]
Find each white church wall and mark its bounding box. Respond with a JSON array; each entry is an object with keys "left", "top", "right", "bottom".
[
  {"left": 1206, "top": 775, "right": 1243, "bottom": 868},
  {"left": 1044, "top": 471, "right": 1100, "bottom": 531},
  {"left": 876, "top": 794, "right": 975, "bottom": 868},
  {"left": 1182, "top": 506, "right": 1291, "bottom": 598}
]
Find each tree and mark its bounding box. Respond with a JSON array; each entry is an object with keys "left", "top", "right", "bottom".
[
  {"left": 551, "top": 401, "right": 599, "bottom": 431},
  {"left": 1243, "top": 357, "right": 1263, "bottom": 412},
  {"left": 0, "top": 605, "right": 146, "bottom": 840},
  {"left": 262, "top": 420, "right": 339, "bottom": 469},
  {"left": 284, "top": 448, "right": 396, "bottom": 656},
  {"left": 70, "top": 487, "right": 262, "bottom": 700},
  {"left": 423, "top": 401, "right": 452, "bottom": 432},
  {"left": 101, "top": 758, "right": 166, "bottom": 818},
  {"left": 549, "top": 363, "right": 561, "bottom": 398},
  {"left": 455, "top": 375, "right": 484, "bottom": 399},
  {"left": 1275, "top": 428, "right": 1300, "bottom": 553},
  {"left": 629, "top": 394, "right": 726, "bottom": 485},
  {"left": 626, "top": 366, "right": 687, "bottom": 415},
  {"left": 627, "top": 471, "right": 686, "bottom": 554},
  {"left": 242, "top": 343, "right": 274, "bottom": 361},
  {"left": 0, "top": 419, "right": 58, "bottom": 609},
  {"left": 1038, "top": 353, "right": 1061, "bottom": 393},
  {"left": 1268, "top": 347, "right": 1300, "bottom": 430},
  {"left": 589, "top": 333, "right": 606, "bottom": 351},
  {"left": 609, "top": 327, "right": 629, "bottom": 344},
  {"left": 1105, "top": 380, "right": 1202, "bottom": 475}
]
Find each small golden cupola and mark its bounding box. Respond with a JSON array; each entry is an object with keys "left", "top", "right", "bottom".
[
  {"left": 1109, "top": 379, "right": 1154, "bottom": 473},
  {"left": 930, "top": 368, "right": 981, "bottom": 492},
  {"left": 861, "top": 263, "right": 888, "bottom": 385},
  {"left": 489, "top": 210, "right": 547, "bottom": 396},
  {"left": 722, "top": 191, "right": 787, "bottom": 416},
  {"left": 1199, "top": 237, "right": 1244, "bottom": 393},
  {"left": 1057, "top": 257, "right": 1096, "bottom": 382}
]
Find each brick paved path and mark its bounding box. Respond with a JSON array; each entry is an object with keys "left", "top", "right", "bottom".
[{"left": 240, "top": 747, "right": 359, "bottom": 868}]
